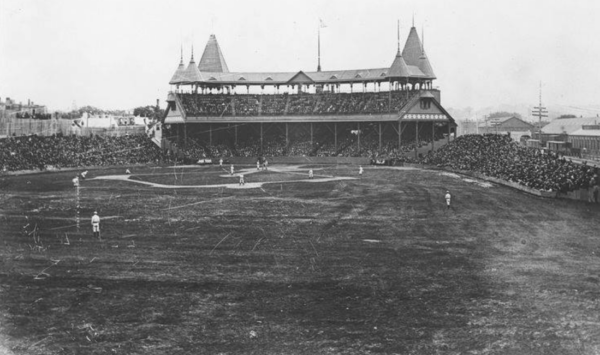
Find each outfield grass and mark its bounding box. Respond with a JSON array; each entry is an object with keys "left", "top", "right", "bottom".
[{"left": 1, "top": 164, "right": 600, "bottom": 354}]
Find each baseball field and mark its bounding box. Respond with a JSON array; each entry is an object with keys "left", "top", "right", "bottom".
[{"left": 1, "top": 164, "right": 599, "bottom": 354}]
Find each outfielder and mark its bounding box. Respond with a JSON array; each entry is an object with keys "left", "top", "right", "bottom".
[
  {"left": 91, "top": 211, "right": 101, "bottom": 239},
  {"left": 239, "top": 174, "right": 245, "bottom": 186},
  {"left": 445, "top": 190, "right": 452, "bottom": 210},
  {"left": 359, "top": 165, "right": 363, "bottom": 177},
  {"left": 230, "top": 164, "right": 234, "bottom": 176},
  {"left": 309, "top": 169, "right": 313, "bottom": 179}
]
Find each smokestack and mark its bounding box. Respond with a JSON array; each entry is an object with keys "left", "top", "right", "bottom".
[
  {"left": 156, "top": 99, "right": 159, "bottom": 108},
  {"left": 28, "top": 99, "right": 31, "bottom": 106}
]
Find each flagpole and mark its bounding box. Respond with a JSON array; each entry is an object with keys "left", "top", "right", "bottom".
[{"left": 317, "top": 21, "right": 321, "bottom": 72}]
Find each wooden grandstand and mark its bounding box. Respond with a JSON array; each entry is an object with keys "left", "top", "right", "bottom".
[{"left": 159, "top": 26, "right": 457, "bottom": 160}]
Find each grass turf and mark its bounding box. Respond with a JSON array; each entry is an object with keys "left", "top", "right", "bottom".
[{"left": 1, "top": 164, "right": 600, "bottom": 354}]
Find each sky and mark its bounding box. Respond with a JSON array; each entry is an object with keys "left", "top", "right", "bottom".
[{"left": 1, "top": 0, "right": 600, "bottom": 114}]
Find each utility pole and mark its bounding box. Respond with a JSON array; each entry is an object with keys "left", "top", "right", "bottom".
[{"left": 531, "top": 81, "right": 548, "bottom": 140}]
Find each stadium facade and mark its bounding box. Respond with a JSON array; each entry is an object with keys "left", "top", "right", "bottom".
[{"left": 159, "top": 25, "right": 457, "bottom": 159}]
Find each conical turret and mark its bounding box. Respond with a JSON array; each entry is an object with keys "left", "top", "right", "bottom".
[
  {"left": 388, "top": 20, "right": 410, "bottom": 78},
  {"left": 199, "top": 34, "right": 230, "bottom": 72},
  {"left": 182, "top": 48, "right": 204, "bottom": 83},
  {"left": 418, "top": 29, "right": 435, "bottom": 79},
  {"left": 388, "top": 52, "right": 410, "bottom": 78},
  {"left": 169, "top": 47, "right": 186, "bottom": 84},
  {"left": 402, "top": 26, "right": 422, "bottom": 66}
]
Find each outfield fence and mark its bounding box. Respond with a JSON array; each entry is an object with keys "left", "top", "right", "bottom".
[{"left": 0, "top": 117, "right": 145, "bottom": 138}]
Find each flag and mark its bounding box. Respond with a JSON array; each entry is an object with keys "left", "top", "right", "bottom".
[{"left": 319, "top": 18, "right": 327, "bottom": 28}]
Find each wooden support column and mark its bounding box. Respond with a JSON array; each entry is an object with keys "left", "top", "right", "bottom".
[
  {"left": 334, "top": 123, "right": 337, "bottom": 152},
  {"left": 447, "top": 123, "right": 451, "bottom": 144},
  {"left": 310, "top": 123, "right": 313, "bottom": 146},
  {"left": 235, "top": 125, "right": 238, "bottom": 145},
  {"left": 260, "top": 123, "right": 264, "bottom": 152},
  {"left": 415, "top": 121, "right": 419, "bottom": 160},
  {"left": 357, "top": 122, "right": 361, "bottom": 153},
  {"left": 285, "top": 123, "right": 289, "bottom": 149},
  {"left": 209, "top": 123, "right": 213, "bottom": 146},
  {"left": 398, "top": 120, "right": 402, "bottom": 149},
  {"left": 431, "top": 122, "right": 435, "bottom": 152},
  {"left": 378, "top": 122, "right": 382, "bottom": 151}
]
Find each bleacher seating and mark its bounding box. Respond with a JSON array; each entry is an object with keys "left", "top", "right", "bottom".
[{"left": 177, "top": 91, "right": 417, "bottom": 117}]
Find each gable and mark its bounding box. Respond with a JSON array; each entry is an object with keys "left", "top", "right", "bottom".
[
  {"left": 400, "top": 97, "right": 454, "bottom": 122},
  {"left": 287, "top": 71, "right": 315, "bottom": 84}
]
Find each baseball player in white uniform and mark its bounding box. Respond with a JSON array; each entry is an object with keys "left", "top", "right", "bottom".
[
  {"left": 359, "top": 166, "right": 364, "bottom": 177},
  {"left": 72, "top": 176, "right": 79, "bottom": 187},
  {"left": 308, "top": 169, "right": 314, "bottom": 179},
  {"left": 91, "top": 211, "right": 101, "bottom": 239},
  {"left": 230, "top": 164, "right": 234, "bottom": 176},
  {"left": 239, "top": 174, "right": 245, "bottom": 186},
  {"left": 445, "top": 191, "right": 452, "bottom": 210}
]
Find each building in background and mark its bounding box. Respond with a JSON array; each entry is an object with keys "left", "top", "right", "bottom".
[{"left": 478, "top": 115, "right": 534, "bottom": 141}]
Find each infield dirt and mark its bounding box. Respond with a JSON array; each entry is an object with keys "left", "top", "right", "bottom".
[{"left": 1, "top": 164, "right": 600, "bottom": 354}]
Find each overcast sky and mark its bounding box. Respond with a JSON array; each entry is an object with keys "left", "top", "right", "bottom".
[{"left": 1, "top": 0, "right": 600, "bottom": 113}]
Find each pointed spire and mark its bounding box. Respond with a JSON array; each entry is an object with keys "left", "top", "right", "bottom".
[
  {"left": 417, "top": 26, "right": 435, "bottom": 79},
  {"left": 389, "top": 21, "right": 410, "bottom": 79},
  {"left": 199, "top": 34, "right": 230, "bottom": 72},
  {"left": 190, "top": 44, "right": 195, "bottom": 63},
  {"left": 397, "top": 20, "right": 401, "bottom": 54},
  {"left": 421, "top": 26, "right": 424, "bottom": 53}
]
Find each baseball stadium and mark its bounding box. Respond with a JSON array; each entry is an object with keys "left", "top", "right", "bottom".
[{"left": 1, "top": 24, "right": 600, "bottom": 355}]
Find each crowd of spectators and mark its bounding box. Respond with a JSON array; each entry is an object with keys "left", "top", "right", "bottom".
[
  {"left": 177, "top": 91, "right": 418, "bottom": 117},
  {"left": 6, "top": 129, "right": 597, "bottom": 196},
  {"left": 0, "top": 134, "right": 166, "bottom": 172},
  {"left": 178, "top": 94, "right": 232, "bottom": 117},
  {"left": 422, "top": 134, "right": 599, "bottom": 193}
]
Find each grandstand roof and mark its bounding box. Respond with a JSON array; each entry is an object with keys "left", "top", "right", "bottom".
[
  {"left": 402, "top": 26, "right": 423, "bottom": 67},
  {"left": 198, "top": 34, "right": 230, "bottom": 73},
  {"left": 541, "top": 117, "right": 600, "bottom": 135},
  {"left": 169, "top": 30, "right": 434, "bottom": 86},
  {"left": 172, "top": 65, "right": 428, "bottom": 86}
]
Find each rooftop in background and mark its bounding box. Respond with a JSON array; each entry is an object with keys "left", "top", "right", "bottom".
[{"left": 541, "top": 117, "right": 600, "bottom": 135}]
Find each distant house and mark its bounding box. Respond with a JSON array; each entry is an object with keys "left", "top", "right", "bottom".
[{"left": 478, "top": 116, "right": 535, "bottom": 141}]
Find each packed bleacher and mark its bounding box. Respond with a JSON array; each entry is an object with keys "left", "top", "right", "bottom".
[
  {"left": 0, "top": 134, "right": 167, "bottom": 172},
  {"left": 422, "top": 134, "right": 599, "bottom": 192},
  {"left": 178, "top": 91, "right": 417, "bottom": 117},
  {"left": 5, "top": 127, "right": 598, "bottom": 196}
]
